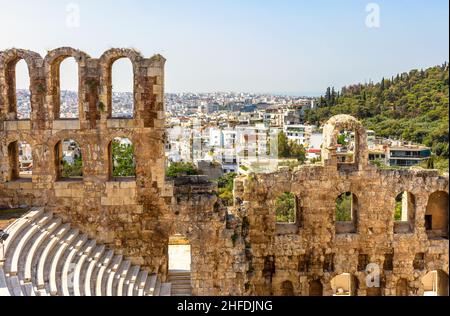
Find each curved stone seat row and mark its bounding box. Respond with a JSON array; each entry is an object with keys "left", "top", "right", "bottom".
[{"left": 0, "top": 208, "right": 171, "bottom": 296}]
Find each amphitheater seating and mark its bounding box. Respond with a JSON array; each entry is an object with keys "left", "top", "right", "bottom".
[{"left": 0, "top": 208, "right": 171, "bottom": 296}]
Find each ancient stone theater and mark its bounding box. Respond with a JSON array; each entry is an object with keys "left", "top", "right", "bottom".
[{"left": 0, "top": 48, "right": 448, "bottom": 296}]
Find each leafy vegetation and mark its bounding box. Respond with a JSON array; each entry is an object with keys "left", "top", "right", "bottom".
[
  {"left": 112, "top": 141, "right": 136, "bottom": 177},
  {"left": 217, "top": 172, "right": 237, "bottom": 205},
  {"left": 278, "top": 131, "right": 307, "bottom": 163},
  {"left": 62, "top": 155, "right": 83, "bottom": 178},
  {"left": 305, "top": 63, "right": 449, "bottom": 162},
  {"left": 275, "top": 192, "right": 297, "bottom": 223},
  {"left": 166, "top": 162, "right": 199, "bottom": 178},
  {"left": 336, "top": 193, "right": 353, "bottom": 221}
]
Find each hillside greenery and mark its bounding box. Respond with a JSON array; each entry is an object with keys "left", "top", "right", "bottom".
[{"left": 305, "top": 63, "right": 449, "bottom": 168}]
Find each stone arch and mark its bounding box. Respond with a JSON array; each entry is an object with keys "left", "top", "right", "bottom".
[
  {"left": 396, "top": 278, "right": 409, "bottom": 296},
  {"left": 280, "top": 280, "right": 295, "bottom": 296},
  {"left": 108, "top": 136, "right": 136, "bottom": 179},
  {"left": 394, "top": 191, "right": 416, "bottom": 234},
  {"left": 49, "top": 133, "right": 85, "bottom": 180},
  {"left": 309, "top": 279, "right": 323, "bottom": 296},
  {"left": 44, "top": 47, "right": 90, "bottom": 120},
  {"left": 99, "top": 48, "right": 143, "bottom": 119},
  {"left": 425, "top": 191, "right": 449, "bottom": 239},
  {"left": 422, "top": 270, "right": 449, "bottom": 296},
  {"left": 331, "top": 273, "right": 358, "bottom": 296},
  {"left": 0, "top": 49, "right": 43, "bottom": 120},
  {"left": 322, "top": 115, "right": 369, "bottom": 170},
  {"left": 335, "top": 192, "right": 358, "bottom": 234},
  {"left": 6, "top": 138, "right": 34, "bottom": 181}
]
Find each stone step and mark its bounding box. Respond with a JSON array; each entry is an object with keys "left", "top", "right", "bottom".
[
  {"left": 106, "top": 255, "right": 123, "bottom": 296},
  {"left": 136, "top": 271, "right": 148, "bottom": 296},
  {"left": 24, "top": 217, "right": 62, "bottom": 282},
  {"left": 116, "top": 260, "right": 131, "bottom": 296},
  {"left": 144, "top": 274, "right": 157, "bottom": 296},
  {"left": 49, "top": 228, "right": 79, "bottom": 295},
  {"left": 73, "top": 240, "right": 96, "bottom": 296},
  {"left": 0, "top": 207, "right": 45, "bottom": 262},
  {"left": 125, "top": 266, "right": 141, "bottom": 296},
  {"left": 61, "top": 234, "right": 88, "bottom": 296},
  {"left": 0, "top": 267, "right": 11, "bottom": 296},
  {"left": 36, "top": 224, "right": 71, "bottom": 289},
  {"left": 153, "top": 278, "right": 161, "bottom": 296},
  {"left": 9, "top": 213, "right": 53, "bottom": 276},
  {"left": 84, "top": 245, "right": 105, "bottom": 296},
  {"left": 95, "top": 250, "right": 114, "bottom": 296},
  {"left": 159, "top": 283, "right": 172, "bottom": 296}
]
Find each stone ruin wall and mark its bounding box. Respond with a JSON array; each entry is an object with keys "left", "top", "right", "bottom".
[
  {"left": 233, "top": 115, "right": 449, "bottom": 296},
  {"left": 0, "top": 48, "right": 243, "bottom": 296},
  {"left": 0, "top": 48, "right": 448, "bottom": 296}
]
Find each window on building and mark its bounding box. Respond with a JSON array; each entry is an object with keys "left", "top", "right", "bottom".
[
  {"left": 55, "top": 139, "right": 83, "bottom": 180},
  {"left": 422, "top": 270, "right": 449, "bottom": 296},
  {"left": 111, "top": 58, "right": 134, "bottom": 119},
  {"left": 335, "top": 192, "right": 358, "bottom": 234},
  {"left": 337, "top": 130, "right": 356, "bottom": 164},
  {"left": 331, "top": 273, "right": 357, "bottom": 296},
  {"left": 309, "top": 280, "right": 323, "bottom": 296},
  {"left": 109, "top": 137, "right": 136, "bottom": 179},
  {"left": 15, "top": 59, "right": 31, "bottom": 120},
  {"left": 7, "top": 140, "right": 33, "bottom": 181},
  {"left": 394, "top": 192, "right": 415, "bottom": 233},
  {"left": 275, "top": 192, "right": 297, "bottom": 224},
  {"left": 425, "top": 191, "right": 449, "bottom": 239},
  {"left": 58, "top": 57, "right": 79, "bottom": 119}
]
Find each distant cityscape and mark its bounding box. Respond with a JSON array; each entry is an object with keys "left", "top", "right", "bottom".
[{"left": 16, "top": 89, "right": 431, "bottom": 177}]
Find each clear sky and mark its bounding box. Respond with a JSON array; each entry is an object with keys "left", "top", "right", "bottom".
[{"left": 1, "top": 0, "right": 448, "bottom": 95}]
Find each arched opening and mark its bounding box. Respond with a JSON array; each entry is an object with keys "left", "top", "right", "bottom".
[
  {"left": 335, "top": 192, "right": 358, "bottom": 234},
  {"left": 15, "top": 59, "right": 31, "bottom": 120},
  {"left": 109, "top": 137, "right": 136, "bottom": 179},
  {"left": 168, "top": 235, "right": 192, "bottom": 296},
  {"left": 54, "top": 139, "right": 83, "bottom": 180},
  {"left": 336, "top": 129, "right": 356, "bottom": 164},
  {"left": 396, "top": 278, "right": 409, "bottom": 296},
  {"left": 275, "top": 192, "right": 297, "bottom": 224},
  {"left": 331, "top": 273, "right": 358, "bottom": 296},
  {"left": 425, "top": 191, "right": 449, "bottom": 239},
  {"left": 7, "top": 140, "right": 33, "bottom": 181},
  {"left": 58, "top": 57, "right": 79, "bottom": 119},
  {"left": 281, "top": 280, "right": 294, "bottom": 296},
  {"left": 422, "top": 270, "right": 449, "bottom": 296},
  {"left": 394, "top": 191, "right": 415, "bottom": 234},
  {"left": 309, "top": 279, "right": 323, "bottom": 296},
  {"left": 111, "top": 58, "right": 134, "bottom": 119}
]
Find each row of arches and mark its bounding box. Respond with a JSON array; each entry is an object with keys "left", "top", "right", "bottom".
[
  {"left": 7, "top": 137, "right": 136, "bottom": 181},
  {"left": 275, "top": 191, "right": 449, "bottom": 239},
  {"left": 10, "top": 57, "right": 134, "bottom": 120},
  {"left": 280, "top": 270, "right": 449, "bottom": 296}
]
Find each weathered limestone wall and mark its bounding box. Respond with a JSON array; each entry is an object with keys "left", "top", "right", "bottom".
[
  {"left": 233, "top": 115, "right": 449, "bottom": 296},
  {"left": 0, "top": 48, "right": 448, "bottom": 296},
  {"left": 0, "top": 48, "right": 168, "bottom": 270}
]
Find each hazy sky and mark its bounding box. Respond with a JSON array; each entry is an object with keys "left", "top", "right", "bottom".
[{"left": 1, "top": 0, "right": 448, "bottom": 94}]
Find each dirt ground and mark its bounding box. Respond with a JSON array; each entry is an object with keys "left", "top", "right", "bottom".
[{"left": 0, "top": 208, "right": 29, "bottom": 230}]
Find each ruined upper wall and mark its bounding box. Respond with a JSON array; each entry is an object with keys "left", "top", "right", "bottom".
[
  {"left": 0, "top": 48, "right": 167, "bottom": 269},
  {"left": 233, "top": 115, "right": 449, "bottom": 296},
  {"left": 0, "top": 47, "right": 165, "bottom": 130}
]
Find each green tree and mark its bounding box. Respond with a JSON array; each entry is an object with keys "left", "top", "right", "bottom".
[
  {"left": 217, "top": 172, "right": 237, "bottom": 205},
  {"left": 166, "top": 162, "right": 199, "bottom": 178},
  {"left": 112, "top": 142, "right": 135, "bottom": 177},
  {"left": 62, "top": 155, "right": 83, "bottom": 178},
  {"left": 275, "top": 192, "right": 296, "bottom": 223},
  {"left": 336, "top": 193, "right": 353, "bottom": 221}
]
